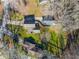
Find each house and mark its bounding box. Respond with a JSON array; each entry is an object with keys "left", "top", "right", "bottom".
[
  {"left": 23, "top": 37, "right": 44, "bottom": 58},
  {"left": 23, "top": 37, "right": 43, "bottom": 51},
  {"left": 23, "top": 15, "right": 41, "bottom": 33},
  {"left": 23, "top": 15, "right": 36, "bottom": 33},
  {"left": 42, "top": 15, "right": 56, "bottom": 26},
  {"left": 23, "top": 37, "right": 36, "bottom": 50},
  {"left": 24, "top": 15, "right": 35, "bottom": 28},
  {"left": 23, "top": 37, "right": 44, "bottom": 50},
  {"left": 7, "top": 15, "right": 41, "bottom": 33},
  {"left": 13, "top": 34, "right": 19, "bottom": 44}
]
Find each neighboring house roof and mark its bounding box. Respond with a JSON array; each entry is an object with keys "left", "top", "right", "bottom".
[
  {"left": 42, "top": 15, "right": 55, "bottom": 25},
  {"left": 35, "top": 44, "right": 44, "bottom": 50},
  {"left": 13, "top": 34, "right": 19, "bottom": 43},
  {"left": 24, "top": 15, "right": 35, "bottom": 24},
  {"left": 31, "top": 47, "right": 41, "bottom": 52},
  {"left": 42, "top": 15, "right": 55, "bottom": 21},
  {"left": 31, "top": 44, "right": 43, "bottom": 53},
  {"left": 23, "top": 37, "right": 36, "bottom": 44}
]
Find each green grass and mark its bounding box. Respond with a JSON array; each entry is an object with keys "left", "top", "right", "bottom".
[
  {"left": 25, "top": 33, "right": 41, "bottom": 44},
  {"left": 6, "top": 24, "right": 67, "bottom": 56},
  {"left": 7, "top": 24, "right": 41, "bottom": 43},
  {"left": 48, "top": 31, "right": 67, "bottom": 56}
]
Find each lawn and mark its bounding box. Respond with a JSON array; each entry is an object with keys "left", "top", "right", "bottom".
[
  {"left": 25, "top": 33, "right": 41, "bottom": 43},
  {"left": 7, "top": 24, "right": 41, "bottom": 43},
  {"left": 6, "top": 24, "right": 68, "bottom": 56}
]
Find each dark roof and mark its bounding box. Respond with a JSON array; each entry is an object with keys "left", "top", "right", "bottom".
[
  {"left": 35, "top": 44, "right": 44, "bottom": 50},
  {"left": 31, "top": 47, "right": 41, "bottom": 52},
  {"left": 24, "top": 37, "right": 36, "bottom": 44},
  {"left": 13, "top": 34, "right": 19, "bottom": 43},
  {"left": 31, "top": 44, "right": 43, "bottom": 52},
  {"left": 24, "top": 15, "right": 35, "bottom": 24},
  {"left": 42, "top": 15, "right": 55, "bottom": 21}
]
